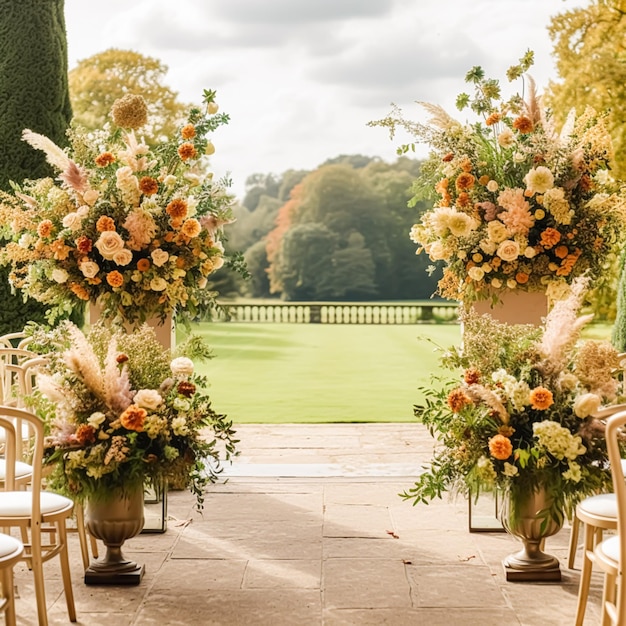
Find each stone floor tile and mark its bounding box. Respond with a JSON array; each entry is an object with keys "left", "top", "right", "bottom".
[
  {"left": 243, "top": 559, "right": 321, "bottom": 588},
  {"left": 323, "top": 558, "right": 411, "bottom": 609},
  {"left": 151, "top": 558, "right": 247, "bottom": 591},
  {"left": 406, "top": 564, "right": 508, "bottom": 608},
  {"left": 323, "top": 607, "right": 520, "bottom": 625},
  {"left": 323, "top": 503, "right": 393, "bottom": 538},
  {"left": 134, "top": 589, "right": 322, "bottom": 626}
]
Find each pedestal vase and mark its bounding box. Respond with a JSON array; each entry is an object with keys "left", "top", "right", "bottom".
[
  {"left": 84, "top": 487, "right": 145, "bottom": 585},
  {"left": 499, "top": 487, "right": 563, "bottom": 582},
  {"left": 471, "top": 290, "right": 548, "bottom": 326}
]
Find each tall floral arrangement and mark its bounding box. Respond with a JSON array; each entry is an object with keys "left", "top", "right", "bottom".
[
  {"left": 403, "top": 279, "right": 625, "bottom": 521},
  {"left": 0, "top": 89, "right": 237, "bottom": 326},
  {"left": 26, "top": 321, "right": 237, "bottom": 507},
  {"left": 371, "top": 51, "right": 626, "bottom": 305}
]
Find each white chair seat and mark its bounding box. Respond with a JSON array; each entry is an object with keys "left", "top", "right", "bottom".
[
  {"left": 0, "top": 491, "right": 73, "bottom": 517},
  {"left": 578, "top": 493, "right": 618, "bottom": 519},
  {"left": 0, "top": 460, "right": 32, "bottom": 482},
  {"left": 599, "top": 535, "right": 620, "bottom": 564},
  {"left": 0, "top": 534, "right": 22, "bottom": 560}
]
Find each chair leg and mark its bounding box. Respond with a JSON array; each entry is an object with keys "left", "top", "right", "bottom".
[
  {"left": 602, "top": 571, "right": 617, "bottom": 626},
  {"left": 568, "top": 513, "right": 580, "bottom": 569},
  {"left": 574, "top": 522, "right": 595, "bottom": 626},
  {"left": 56, "top": 522, "right": 76, "bottom": 622},
  {"left": 30, "top": 528, "right": 48, "bottom": 626},
  {"left": 1, "top": 567, "right": 16, "bottom": 626},
  {"left": 74, "top": 505, "right": 90, "bottom": 570},
  {"left": 89, "top": 534, "right": 99, "bottom": 559}
]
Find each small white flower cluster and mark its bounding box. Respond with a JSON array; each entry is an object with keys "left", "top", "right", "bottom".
[{"left": 532, "top": 420, "right": 586, "bottom": 461}]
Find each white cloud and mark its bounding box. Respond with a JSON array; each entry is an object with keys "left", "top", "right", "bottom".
[{"left": 63, "top": 0, "right": 586, "bottom": 199}]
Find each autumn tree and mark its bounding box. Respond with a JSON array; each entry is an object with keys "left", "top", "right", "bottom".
[
  {"left": 69, "top": 48, "right": 187, "bottom": 144},
  {"left": 546, "top": 1, "right": 626, "bottom": 178},
  {"left": 0, "top": 0, "right": 72, "bottom": 333}
]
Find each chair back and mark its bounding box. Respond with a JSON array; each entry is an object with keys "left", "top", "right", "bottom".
[
  {"left": 0, "top": 406, "right": 44, "bottom": 520},
  {"left": 0, "top": 348, "right": 37, "bottom": 407},
  {"left": 604, "top": 409, "right": 626, "bottom": 621}
]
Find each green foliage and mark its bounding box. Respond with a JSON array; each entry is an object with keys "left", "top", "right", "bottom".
[{"left": 0, "top": 0, "right": 73, "bottom": 331}]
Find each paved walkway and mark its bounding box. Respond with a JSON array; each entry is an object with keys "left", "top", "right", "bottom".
[{"left": 13, "top": 424, "right": 604, "bottom": 624}]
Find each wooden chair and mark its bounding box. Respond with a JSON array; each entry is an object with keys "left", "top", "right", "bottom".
[
  {"left": 570, "top": 404, "right": 626, "bottom": 624},
  {"left": 0, "top": 405, "right": 76, "bottom": 625},
  {"left": 593, "top": 409, "right": 626, "bottom": 625},
  {"left": 0, "top": 532, "right": 24, "bottom": 626}
]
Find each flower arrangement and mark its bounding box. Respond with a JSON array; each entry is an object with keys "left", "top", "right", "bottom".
[
  {"left": 0, "top": 89, "right": 236, "bottom": 326},
  {"left": 403, "top": 279, "right": 625, "bottom": 521},
  {"left": 25, "top": 321, "right": 237, "bottom": 507},
  {"left": 371, "top": 51, "right": 626, "bottom": 304}
]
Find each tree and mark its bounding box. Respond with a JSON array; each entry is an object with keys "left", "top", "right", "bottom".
[
  {"left": 243, "top": 240, "right": 271, "bottom": 297},
  {"left": 274, "top": 223, "right": 338, "bottom": 300},
  {"left": 69, "top": 49, "right": 187, "bottom": 144},
  {"left": 546, "top": 1, "right": 626, "bottom": 178},
  {"left": 0, "top": 0, "right": 72, "bottom": 333},
  {"left": 0, "top": 0, "right": 72, "bottom": 189},
  {"left": 546, "top": 1, "right": 626, "bottom": 332}
]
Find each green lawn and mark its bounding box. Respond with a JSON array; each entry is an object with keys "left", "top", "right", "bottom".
[
  {"left": 180, "top": 322, "right": 461, "bottom": 424},
  {"left": 177, "top": 319, "right": 614, "bottom": 424}
]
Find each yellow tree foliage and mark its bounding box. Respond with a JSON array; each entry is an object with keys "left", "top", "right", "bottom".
[
  {"left": 68, "top": 48, "right": 189, "bottom": 145},
  {"left": 546, "top": 0, "right": 626, "bottom": 178}
]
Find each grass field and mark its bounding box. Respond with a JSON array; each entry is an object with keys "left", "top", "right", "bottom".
[
  {"left": 180, "top": 322, "right": 461, "bottom": 424},
  {"left": 178, "top": 320, "right": 613, "bottom": 424}
]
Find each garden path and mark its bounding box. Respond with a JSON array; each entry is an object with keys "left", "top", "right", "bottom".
[{"left": 13, "top": 424, "right": 602, "bottom": 625}]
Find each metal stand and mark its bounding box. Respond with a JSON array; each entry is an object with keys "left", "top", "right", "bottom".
[
  {"left": 468, "top": 489, "right": 506, "bottom": 533},
  {"left": 142, "top": 480, "right": 168, "bottom": 534}
]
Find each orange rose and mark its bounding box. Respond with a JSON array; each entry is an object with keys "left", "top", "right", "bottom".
[
  {"left": 95, "top": 152, "right": 115, "bottom": 167},
  {"left": 139, "top": 176, "right": 159, "bottom": 196},
  {"left": 119, "top": 405, "right": 147, "bottom": 432},
  {"left": 529, "top": 387, "right": 554, "bottom": 410},
  {"left": 181, "top": 124, "right": 196, "bottom": 140},
  {"left": 177, "top": 142, "right": 198, "bottom": 161},
  {"left": 447, "top": 388, "right": 472, "bottom": 413},
  {"left": 136, "top": 258, "right": 151, "bottom": 272},
  {"left": 106, "top": 271, "right": 124, "bottom": 287},
  {"left": 488, "top": 434, "right": 513, "bottom": 460},
  {"left": 96, "top": 216, "right": 116, "bottom": 232}
]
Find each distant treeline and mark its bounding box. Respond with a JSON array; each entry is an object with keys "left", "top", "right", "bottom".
[{"left": 213, "top": 154, "right": 442, "bottom": 302}]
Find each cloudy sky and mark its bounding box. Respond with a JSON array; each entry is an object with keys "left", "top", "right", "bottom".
[{"left": 63, "top": 0, "right": 585, "bottom": 200}]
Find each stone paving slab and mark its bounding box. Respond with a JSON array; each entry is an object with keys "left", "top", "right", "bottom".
[{"left": 8, "top": 424, "right": 607, "bottom": 624}]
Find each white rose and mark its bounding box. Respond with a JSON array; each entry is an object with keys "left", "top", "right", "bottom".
[
  {"left": 51, "top": 268, "right": 69, "bottom": 283},
  {"left": 87, "top": 412, "right": 106, "bottom": 428},
  {"left": 497, "top": 128, "right": 515, "bottom": 148},
  {"left": 95, "top": 231, "right": 125, "bottom": 260},
  {"left": 113, "top": 249, "right": 133, "bottom": 266},
  {"left": 524, "top": 246, "right": 537, "bottom": 259},
  {"left": 151, "top": 249, "right": 170, "bottom": 267},
  {"left": 212, "top": 256, "right": 224, "bottom": 270},
  {"left": 573, "top": 393, "right": 602, "bottom": 418},
  {"left": 150, "top": 277, "right": 167, "bottom": 291},
  {"left": 506, "top": 279, "right": 518, "bottom": 289},
  {"left": 503, "top": 462, "right": 518, "bottom": 477},
  {"left": 170, "top": 357, "right": 194, "bottom": 377},
  {"left": 487, "top": 180, "right": 499, "bottom": 192},
  {"left": 468, "top": 266, "right": 485, "bottom": 281},
  {"left": 197, "top": 277, "right": 208, "bottom": 289},
  {"left": 171, "top": 415, "right": 189, "bottom": 436},
  {"left": 496, "top": 240, "right": 520, "bottom": 262},
  {"left": 62, "top": 212, "right": 83, "bottom": 231},
  {"left": 80, "top": 260, "right": 100, "bottom": 278},
  {"left": 133, "top": 389, "right": 163, "bottom": 410},
  {"left": 163, "top": 175, "right": 177, "bottom": 187},
  {"left": 426, "top": 241, "right": 447, "bottom": 261},
  {"left": 83, "top": 189, "right": 99, "bottom": 206},
  {"left": 490, "top": 278, "right": 502, "bottom": 289}
]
